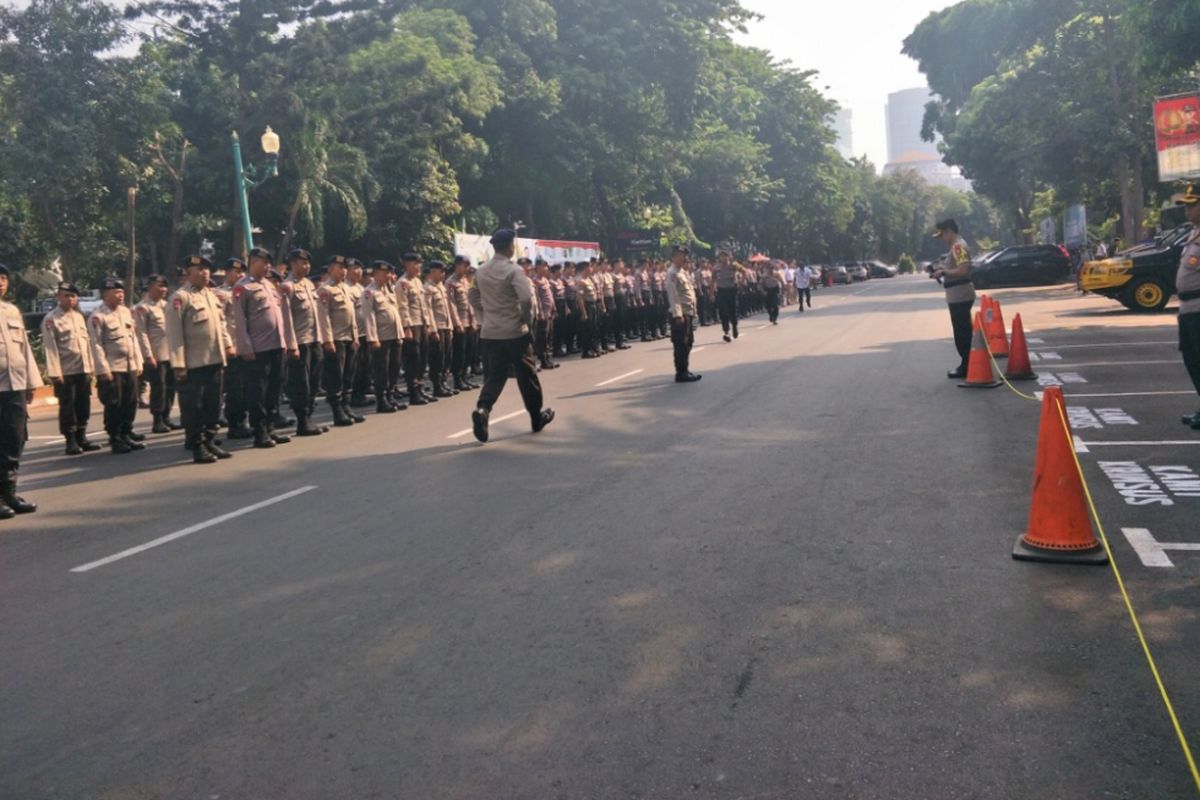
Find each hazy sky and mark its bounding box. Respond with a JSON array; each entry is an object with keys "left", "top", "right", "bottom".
[{"left": 737, "top": 0, "right": 954, "bottom": 168}]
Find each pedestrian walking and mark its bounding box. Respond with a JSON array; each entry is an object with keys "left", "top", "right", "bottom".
[
  {"left": 42, "top": 281, "right": 102, "bottom": 455},
  {"left": 795, "top": 263, "right": 814, "bottom": 311},
  {"left": 714, "top": 251, "right": 740, "bottom": 342},
  {"left": 1173, "top": 187, "right": 1200, "bottom": 431},
  {"left": 666, "top": 246, "right": 702, "bottom": 383},
  {"left": 931, "top": 219, "right": 976, "bottom": 379},
  {"left": 468, "top": 229, "right": 555, "bottom": 443},
  {"left": 0, "top": 263, "right": 42, "bottom": 518},
  {"left": 762, "top": 262, "right": 783, "bottom": 324},
  {"left": 166, "top": 255, "right": 235, "bottom": 464}
]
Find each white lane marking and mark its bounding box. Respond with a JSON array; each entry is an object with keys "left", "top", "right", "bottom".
[
  {"left": 692, "top": 346, "right": 707, "bottom": 354},
  {"left": 447, "top": 410, "right": 524, "bottom": 439},
  {"left": 1027, "top": 337, "right": 1045, "bottom": 344},
  {"left": 70, "top": 486, "right": 318, "bottom": 573},
  {"left": 1038, "top": 360, "right": 1178, "bottom": 368},
  {"left": 1038, "top": 351, "right": 1062, "bottom": 361},
  {"left": 28, "top": 436, "right": 62, "bottom": 441},
  {"left": 1122, "top": 528, "right": 1200, "bottom": 568},
  {"left": 1032, "top": 341, "right": 1177, "bottom": 351},
  {"left": 1078, "top": 440, "right": 1200, "bottom": 447},
  {"left": 756, "top": 324, "right": 771, "bottom": 330},
  {"left": 1073, "top": 436, "right": 1090, "bottom": 454},
  {"left": 1064, "top": 391, "right": 1195, "bottom": 398},
  {"left": 596, "top": 369, "right": 644, "bottom": 388}
]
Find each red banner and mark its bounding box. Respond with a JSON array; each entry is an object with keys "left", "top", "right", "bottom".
[{"left": 1154, "top": 94, "right": 1200, "bottom": 182}]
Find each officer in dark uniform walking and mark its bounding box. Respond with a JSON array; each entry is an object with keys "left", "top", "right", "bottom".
[{"left": 167, "top": 255, "right": 235, "bottom": 463}]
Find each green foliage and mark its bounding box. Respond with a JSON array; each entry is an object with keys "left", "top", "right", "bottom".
[{"left": 897, "top": 254, "right": 916, "bottom": 274}]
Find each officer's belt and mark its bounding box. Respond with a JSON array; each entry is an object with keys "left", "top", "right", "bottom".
[
  {"left": 1179, "top": 289, "right": 1200, "bottom": 302},
  {"left": 942, "top": 278, "right": 971, "bottom": 289}
]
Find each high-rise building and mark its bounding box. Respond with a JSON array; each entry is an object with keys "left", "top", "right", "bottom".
[
  {"left": 831, "top": 107, "right": 853, "bottom": 159},
  {"left": 883, "top": 86, "right": 971, "bottom": 192},
  {"left": 886, "top": 87, "right": 938, "bottom": 164}
]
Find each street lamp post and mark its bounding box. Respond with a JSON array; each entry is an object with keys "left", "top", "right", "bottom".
[{"left": 230, "top": 126, "right": 281, "bottom": 255}]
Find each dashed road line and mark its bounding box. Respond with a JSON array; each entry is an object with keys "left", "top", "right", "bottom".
[
  {"left": 596, "top": 369, "right": 644, "bottom": 387},
  {"left": 447, "top": 410, "right": 524, "bottom": 439}
]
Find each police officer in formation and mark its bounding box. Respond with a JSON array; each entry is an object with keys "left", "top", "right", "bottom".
[
  {"left": 0, "top": 263, "right": 42, "bottom": 518},
  {"left": 446, "top": 256, "right": 479, "bottom": 392},
  {"left": 362, "top": 260, "right": 405, "bottom": 413},
  {"left": 135, "top": 274, "right": 179, "bottom": 433},
  {"left": 317, "top": 255, "right": 365, "bottom": 427},
  {"left": 278, "top": 248, "right": 328, "bottom": 436},
  {"left": 232, "top": 247, "right": 297, "bottom": 448},
  {"left": 42, "top": 281, "right": 102, "bottom": 455},
  {"left": 166, "top": 255, "right": 235, "bottom": 463},
  {"left": 90, "top": 277, "right": 145, "bottom": 453}
]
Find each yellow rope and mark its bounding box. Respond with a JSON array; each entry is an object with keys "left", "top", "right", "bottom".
[{"left": 1051, "top": 401, "right": 1200, "bottom": 794}]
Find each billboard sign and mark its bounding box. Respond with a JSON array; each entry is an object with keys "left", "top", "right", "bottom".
[
  {"left": 453, "top": 234, "right": 601, "bottom": 267},
  {"left": 1154, "top": 93, "right": 1200, "bottom": 182},
  {"left": 1064, "top": 204, "right": 1087, "bottom": 248},
  {"left": 613, "top": 229, "right": 661, "bottom": 257},
  {"left": 1038, "top": 217, "right": 1056, "bottom": 245}
]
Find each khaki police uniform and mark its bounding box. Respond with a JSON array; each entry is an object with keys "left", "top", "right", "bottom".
[
  {"left": 1, "top": 298, "right": 44, "bottom": 499},
  {"left": 399, "top": 274, "right": 433, "bottom": 399},
  {"left": 446, "top": 273, "right": 477, "bottom": 389},
  {"left": 667, "top": 262, "right": 698, "bottom": 378},
  {"left": 363, "top": 278, "right": 404, "bottom": 408},
  {"left": 135, "top": 296, "right": 175, "bottom": 425},
  {"left": 232, "top": 274, "right": 297, "bottom": 437},
  {"left": 89, "top": 302, "right": 143, "bottom": 443},
  {"left": 317, "top": 278, "right": 360, "bottom": 418},
  {"left": 43, "top": 305, "right": 96, "bottom": 444},
  {"left": 280, "top": 275, "right": 327, "bottom": 426},
  {"left": 166, "top": 284, "right": 232, "bottom": 453}
]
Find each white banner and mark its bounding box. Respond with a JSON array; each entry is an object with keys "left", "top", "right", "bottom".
[{"left": 454, "top": 233, "right": 601, "bottom": 267}]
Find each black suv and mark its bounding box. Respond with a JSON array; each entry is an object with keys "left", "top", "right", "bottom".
[{"left": 970, "top": 244, "right": 1072, "bottom": 289}]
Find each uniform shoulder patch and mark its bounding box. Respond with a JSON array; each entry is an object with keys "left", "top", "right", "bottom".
[
  {"left": 91, "top": 314, "right": 102, "bottom": 327},
  {"left": 233, "top": 285, "right": 245, "bottom": 299},
  {"left": 44, "top": 317, "right": 54, "bottom": 331},
  {"left": 173, "top": 297, "right": 184, "bottom": 311}
]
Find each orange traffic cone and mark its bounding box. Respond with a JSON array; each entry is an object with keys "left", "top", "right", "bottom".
[
  {"left": 982, "top": 297, "right": 1009, "bottom": 358},
  {"left": 1012, "top": 387, "right": 1107, "bottom": 565},
  {"left": 958, "top": 315, "right": 1002, "bottom": 388},
  {"left": 1005, "top": 314, "right": 1037, "bottom": 381}
]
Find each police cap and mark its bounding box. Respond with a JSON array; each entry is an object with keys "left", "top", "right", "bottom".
[
  {"left": 489, "top": 228, "right": 516, "bottom": 248},
  {"left": 0, "top": 264, "right": 8, "bottom": 277},
  {"left": 401, "top": 252, "right": 422, "bottom": 264},
  {"left": 933, "top": 218, "right": 959, "bottom": 238},
  {"left": 1175, "top": 185, "right": 1200, "bottom": 206},
  {"left": 371, "top": 260, "right": 395, "bottom": 273},
  {"left": 181, "top": 255, "right": 212, "bottom": 270},
  {"left": 248, "top": 246, "right": 273, "bottom": 261},
  {"left": 327, "top": 255, "right": 349, "bottom": 268},
  {"left": 287, "top": 248, "right": 311, "bottom": 262},
  {"left": 424, "top": 260, "right": 447, "bottom": 274},
  {"left": 56, "top": 281, "right": 79, "bottom": 295},
  {"left": 225, "top": 256, "right": 246, "bottom": 271},
  {"left": 102, "top": 276, "right": 125, "bottom": 291}
]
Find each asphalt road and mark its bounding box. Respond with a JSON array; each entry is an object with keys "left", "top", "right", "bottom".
[{"left": 2, "top": 276, "right": 1197, "bottom": 799}]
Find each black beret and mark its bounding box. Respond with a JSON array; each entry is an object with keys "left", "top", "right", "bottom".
[
  {"left": 424, "top": 260, "right": 447, "bottom": 274},
  {"left": 102, "top": 277, "right": 125, "bottom": 291},
  {"left": 327, "top": 255, "right": 348, "bottom": 267},
  {"left": 287, "top": 248, "right": 311, "bottom": 262},
  {"left": 346, "top": 257, "right": 364, "bottom": 268},
  {"left": 453, "top": 255, "right": 469, "bottom": 265},
  {"left": 517, "top": 257, "right": 532, "bottom": 266},
  {"left": 143, "top": 273, "right": 168, "bottom": 289},
  {"left": 933, "top": 218, "right": 959, "bottom": 237},
  {"left": 401, "top": 252, "right": 422, "bottom": 263},
  {"left": 181, "top": 255, "right": 212, "bottom": 270},
  {"left": 549, "top": 264, "right": 562, "bottom": 272},
  {"left": 56, "top": 281, "right": 79, "bottom": 295},
  {"left": 672, "top": 245, "right": 690, "bottom": 256},
  {"left": 371, "top": 260, "right": 395, "bottom": 272},
  {"left": 0, "top": 263, "right": 8, "bottom": 277},
  {"left": 224, "top": 257, "right": 246, "bottom": 271},
  {"left": 248, "top": 246, "right": 272, "bottom": 261},
  {"left": 489, "top": 228, "right": 516, "bottom": 247}
]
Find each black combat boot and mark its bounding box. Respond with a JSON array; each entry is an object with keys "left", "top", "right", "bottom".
[
  {"left": 253, "top": 427, "right": 276, "bottom": 448},
  {"left": 110, "top": 436, "right": 133, "bottom": 455},
  {"left": 65, "top": 429, "right": 83, "bottom": 456},
  {"left": 75, "top": 429, "right": 102, "bottom": 452},
  {"left": 0, "top": 474, "right": 35, "bottom": 514},
  {"left": 296, "top": 414, "right": 325, "bottom": 436},
  {"left": 204, "top": 433, "right": 233, "bottom": 459},
  {"left": 192, "top": 440, "right": 219, "bottom": 464},
  {"left": 152, "top": 414, "right": 171, "bottom": 434},
  {"left": 122, "top": 432, "right": 146, "bottom": 451},
  {"left": 343, "top": 402, "right": 366, "bottom": 423}
]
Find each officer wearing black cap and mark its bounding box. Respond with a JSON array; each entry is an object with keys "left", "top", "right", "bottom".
[
  {"left": 345, "top": 258, "right": 373, "bottom": 407},
  {"left": 232, "top": 246, "right": 298, "bottom": 448},
  {"left": 423, "top": 260, "right": 458, "bottom": 397},
  {"left": 362, "top": 260, "right": 406, "bottom": 412},
  {"left": 446, "top": 256, "right": 479, "bottom": 392},
  {"left": 316, "top": 256, "right": 364, "bottom": 426},
  {"left": 0, "top": 263, "right": 43, "bottom": 517},
  {"left": 42, "top": 280, "right": 102, "bottom": 455},
  {"left": 167, "top": 255, "right": 235, "bottom": 463},
  {"left": 88, "top": 277, "right": 145, "bottom": 453},
  {"left": 135, "top": 272, "right": 178, "bottom": 433},
  {"left": 931, "top": 218, "right": 975, "bottom": 379},
  {"left": 214, "top": 257, "right": 251, "bottom": 437},
  {"left": 279, "top": 248, "right": 328, "bottom": 436},
  {"left": 531, "top": 258, "right": 558, "bottom": 369},
  {"left": 399, "top": 253, "right": 435, "bottom": 405},
  {"left": 467, "top": 229, "right": 555, "bottom": 442},
  {"left": 1173, "top": 186, "right": 1200, "bottom": 430},
  {"left": 666, "top": 246, "right": 702, "bottom": 382}
]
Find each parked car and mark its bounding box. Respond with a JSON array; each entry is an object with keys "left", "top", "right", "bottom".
[
  {"left": 1079, "top": 223, "right": 1193, "bottom": 312},
  {"left": 842, "top": 262, "right": 869, "bottom": 282},
  {"left": 969, "top": 244, "right": 1072, "bottom": 289},
  {"left": 866, "top": 260, "right": 898, "bottom": 278},
  {"left": 829, "top": 266, "right": 852, "bottom": 285}
]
